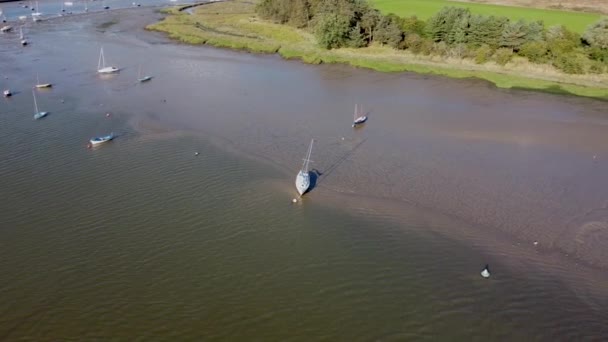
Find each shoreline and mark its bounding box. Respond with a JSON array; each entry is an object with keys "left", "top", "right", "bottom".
[{"left": 147, "top": 1, "right": 608, "bottom": 101}]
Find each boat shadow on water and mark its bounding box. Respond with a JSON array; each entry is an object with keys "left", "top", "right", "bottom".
[{"left": 314, "top": 137, "right": 368, "bottom": 189}]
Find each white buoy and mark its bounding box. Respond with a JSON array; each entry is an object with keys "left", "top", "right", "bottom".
[
  {"left": 481, "top": 264, "right": 490, "bottom": 278},
  {"left": 194, "top": 152, "right": 199, "bottom": 156},
  {"left": 533, "top": 241, "right": 538, "bottom": 246},
  {"left": 292, "top": 198, "right": 297, "bottom": 203}
]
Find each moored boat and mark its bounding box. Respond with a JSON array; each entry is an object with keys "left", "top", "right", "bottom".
[
  {"left": 352, "top": 104, "right": 367, "bottom": 127},
  {"left": 3, "top": 89, "right": 11, "bottom": 97},
  {"left": 89, "top": 133, "right": 114, "bottom": 146},
  {"left": 97, "top": 47, "right": 119, "bottom": 74},
  {"left": 295, "top": 139, "right": 314, "bottom": 196}
]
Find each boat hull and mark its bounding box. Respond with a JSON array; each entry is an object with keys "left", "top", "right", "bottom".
[
  {"left": 89, "top": 135, "right": 114, "bottom": 145},
  {"left": 98, "top": 67, "right": 119, "bottom": 74},
  {"left": 353, "top": 116, "right": 367, "bottom": 126},
  {"left": 295, "top": 170, "right": 310, "bottom": 196},
  {"left": 138, "top": 76, "right": 152, "bottom": 82},
  {"left": 35, "top": 84, "right": 52, "bottom": 88},
  {"left": 34, "top": 111, "right": 48, "bottom": 119}
]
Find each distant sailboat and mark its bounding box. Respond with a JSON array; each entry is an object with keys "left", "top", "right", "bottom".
[
  {"left": 3, "top": 89, "right": 11, "bottom": 97},
  {"left": 0, "top": 25, "right": 11, "bottom": 32},
  {"left": 295, "top": 139, "right": 314, "bottom": 196},
  {"left": 32, "top": 1, "right": 42, "bottom": 21},
  {"left": 137, "top": 65, "right": 152, "bottom": 82},
  {"left": 352, "top": 104, "right": 367, "bottom": 127},
  {"left": 97, "top": 47, "right": 119, "bottom": 74},
  {"left": 35, "top": 73, "right": 52, "bottom": 88},
  {"left": 32, "top": 89, "right": 49, "bottom": 119},
  {"left": 20, "top": 27, "right": 27, "bottom": 46}
]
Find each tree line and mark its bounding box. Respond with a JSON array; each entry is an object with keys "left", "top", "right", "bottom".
[{"left": 256, "top": 0, "right": 608, "bottom": 74}]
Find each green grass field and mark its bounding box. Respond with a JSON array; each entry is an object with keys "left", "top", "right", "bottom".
[{"left": 370, "top": 0, "right": 601, "bottom": 33}]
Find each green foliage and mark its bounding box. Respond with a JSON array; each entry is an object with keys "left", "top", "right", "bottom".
[
  {"left": 475, "top": 44, "right": 492, "bottom": 64},
  {"left": 582, "top": 18, "right": 608, "bottom": 49},
  {"left": 402, "top": 33, "right": 423, "bottom": 52},
  {"left": 359, "top": 9, "right": 382, "bottom": 42},
  {"left": 314, "top": 13, "right": 352, "bottom": 49},
  {"left": 587, "top": 46, "right": 608, "bottom": 62},
  {"left": 553, "top": 52, "right": 587, "bottom": 74},
  {"left": 425, "top": 7, "right": 470, "bottom": 42},
  {"left": 494, "top": 47, "right": 513, "bottom": 65},
  {"left": 348, "top": 22, "right": 367, "bottom": 48},
  {"left": 467, "top": 15, "right": 508, "bottom": 48},
  {"left": 289, "top": 0, "right": 311, "bottom": 28},
  {"left": 588, "top": 60, "right": 606, "bottom": 74},
  {"left": 374, "top": 14, "right": 404, "bottom": 47},
  {"left": 500, "top": 20, "right": 544, "bottom": 51},
  {"left": 400, "top": 16, "right": 426, "bottom": 35},
  {"left": 518, "top": 41, "right": 548, "bottom": 63},
  {"left": 256, "top": 0, "right": 292, "bottom": 24}
]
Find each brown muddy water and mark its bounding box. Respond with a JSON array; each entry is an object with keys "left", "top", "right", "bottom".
[{"left": 1, "top": 6, "right": 608, "bottom": 341}]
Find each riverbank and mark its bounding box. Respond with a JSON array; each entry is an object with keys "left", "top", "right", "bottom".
[{"left": 146, "top": 0, "right": 608, "bottom": 100}]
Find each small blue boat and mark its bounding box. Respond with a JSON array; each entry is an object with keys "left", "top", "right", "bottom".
[{"left": 89, "top": 133, "right": 114, "bottom": 146}]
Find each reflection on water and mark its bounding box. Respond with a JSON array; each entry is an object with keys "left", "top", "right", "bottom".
[{"left": 0, "top": 7, "right": 607, "bottom": 340}]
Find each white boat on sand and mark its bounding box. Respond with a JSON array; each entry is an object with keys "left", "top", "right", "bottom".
[
  {"left": 295, "top": 139, "right": 314, "bottom": 196},
  {"left": 35, "top": 73, "right": 52, "bottom": 88}
]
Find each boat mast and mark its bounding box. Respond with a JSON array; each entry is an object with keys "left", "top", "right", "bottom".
[
  {"left": 98, "top": 47, "right": 104, "bottom": 69},
  {"left": 32, "top": 89, "right": 39, "bottom": 113},
  {"left": 301, "top": 139, "right": 314, "bottom": 172}
]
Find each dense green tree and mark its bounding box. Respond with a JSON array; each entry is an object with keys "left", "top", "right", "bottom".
[
  {"left": 553, "top": 52, "right": 587, "bottom": 74},
  {"left": 359, "top": 9, "right": 382, "bottom": 43},
  {"left": 583, "top": 18, "right": 608, "bottom": 49},
  {"left": 467, "top": 15, "right": 508, "bottom": 48},
  {"left": 518, "top": 41, "right": 548, "bottom": 63},
  {"left": 400, "top": 16, "right": 426, "bottom": 35},
  {"left": 348, "top": 22, "right": 367, "bottom": 47},
  {"left": 374, "top": 14, "right": 404, "bottom": 47},
  {"left": 314, "top": 13, "right": 352, "bottom": 49},
  {"left": 587, "top": 46, "right": 608, "bottom": 62},
  {"left": 450, "top": 15, "right": 470, "bottom": 44},
  {"left": 425, "top": 7, "right": 471, "bottom": 42},
  {"left": 501, "top": 19, "right": 543, "bottom": 51},
  {"left": 289, "top": 0, "right": 311, "bottom": 28},
  {"left": 256, "top": 0, "right": 293, "bottom": 24}
]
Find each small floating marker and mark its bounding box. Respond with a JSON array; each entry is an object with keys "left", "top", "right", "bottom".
[
  {"left": 480, "top": 264, "right": 490, "bottom": 278},
  {"left": 533, "top": 241, "right": 538, "bottom": 246},
  {"left": 194, "top": 152, "right": 199, "bottom": 156},
  {"left": 105, "top": 112, "right": 111, "bottom": 117},
  {"left": 292, "top": 198, "right": 297, "bottom": 203}
]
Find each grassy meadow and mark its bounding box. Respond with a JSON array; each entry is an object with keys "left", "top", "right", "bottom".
[
  {"left": 370, "top": 0, "right": 601, "bottom": 33},
  {"left": 147, "top": 1, "right": 608, "bottom": 100}
]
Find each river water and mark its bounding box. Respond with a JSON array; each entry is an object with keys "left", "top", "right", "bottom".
[{"left": 1, "top": 4, "right": 608, "bottom": 340}]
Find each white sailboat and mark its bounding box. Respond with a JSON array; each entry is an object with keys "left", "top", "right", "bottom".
[
  {"left": 32, "top": 89, "right": 49, "bottom": 119},
  {"left": 35, "top": 73, "right": 52, "bottom": 88},
  {"left": 352, "top": 104, "right": 367, "bottom": 127},
  {"left": 295, "top": 139, "right": 314, "bottom": 196},
  {"left": 32, "top": 1, "right": 42, "bottom": 21},
  {"left": 0, "top": 25, "right": 11, "bottom": 32},
  {"left": 97, "top": 47, "right": 119, "bottom": 74},
  {"left": 20, "top": 27, "right": 28, "bottom": 46},
  {"left": 137, "top": 65, "right": 152, "bottom": 82}
]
